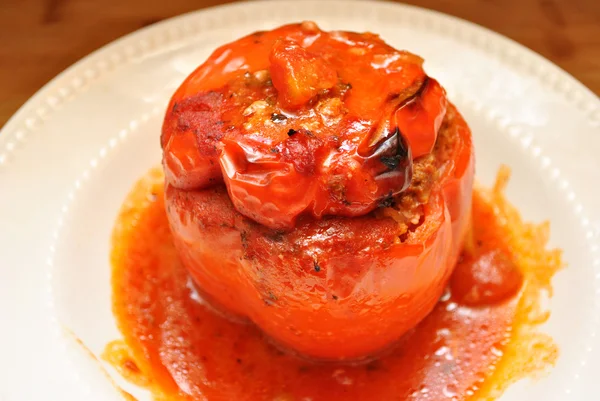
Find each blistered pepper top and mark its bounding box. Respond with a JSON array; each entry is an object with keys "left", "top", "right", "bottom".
[{"left": 161, "top": 22, "right": 448, "bottom": 230}]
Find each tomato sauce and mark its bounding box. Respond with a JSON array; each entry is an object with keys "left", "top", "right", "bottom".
[{"left": 106, "top": 167, "right": 560, "bottom": 401}]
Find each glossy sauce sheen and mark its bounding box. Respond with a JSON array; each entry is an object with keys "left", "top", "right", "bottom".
[
  {"left": 161, "top": 23, "right": 447, "bottom": 229},
  {"left": 108, "top": 168, "right": 559, "bottom": 401}
]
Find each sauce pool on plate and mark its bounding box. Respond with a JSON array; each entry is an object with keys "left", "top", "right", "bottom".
[{"left": 104, "top": 166, "right": 560, "bottom": 401}]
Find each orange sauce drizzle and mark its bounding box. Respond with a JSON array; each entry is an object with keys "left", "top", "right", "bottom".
[{"left": 105, "top": 166, "right": 560, "bottom": 400}]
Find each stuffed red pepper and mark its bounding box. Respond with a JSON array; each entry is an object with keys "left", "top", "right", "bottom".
[{"left": 162, "top": 22, "right": 474, "bottom": 360}]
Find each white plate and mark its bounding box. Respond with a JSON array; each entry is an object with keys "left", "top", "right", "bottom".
[{"left": 1, "top": 1, "right": 599, "bottom": 400}]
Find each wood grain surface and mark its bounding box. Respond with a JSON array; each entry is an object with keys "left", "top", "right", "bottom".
[{"left": 1, "top": 0, "right": 599, "bottom": 126}]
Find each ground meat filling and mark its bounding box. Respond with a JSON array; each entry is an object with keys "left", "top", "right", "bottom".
[{"left": 378, "top": 106, "right": 458, "bottom": 238}]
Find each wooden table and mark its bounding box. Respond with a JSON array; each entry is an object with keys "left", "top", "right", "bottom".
[{"left": 1, "top": 0, "right": 599, "bottom": 126}]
